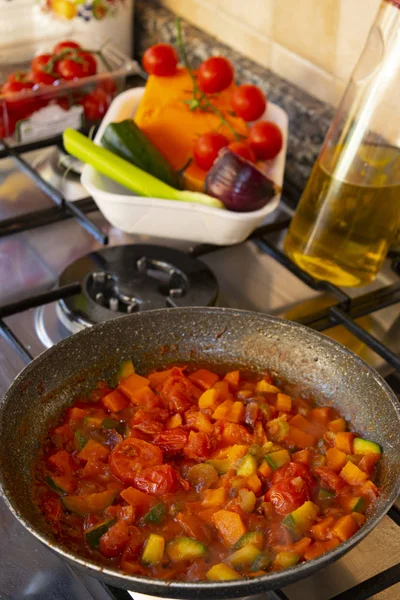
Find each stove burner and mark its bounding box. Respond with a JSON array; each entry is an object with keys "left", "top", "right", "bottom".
[{"left": 57, "top": 244, "right": 218, "bottom": 332}]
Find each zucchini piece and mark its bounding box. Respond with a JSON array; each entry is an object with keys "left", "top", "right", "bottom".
[
  {"left": 117, "top": 359, "right": 135, "bottom": 382},
  {"left": 167, "top": 537, "right": 208, "bottom": 561},
  {"left": 353, "top": 438, "right": 382, "bottom": 455},
  {"left": 85, "top": 518, "right": 116, "bottom": 549},
  {"left": 141, "top": 534, "right": 165, "bottom": 566},
  {"left": 101, "top": 418, "right": 124, "bottom": 433},
  {"left": 206, "top": 563, "right": 242, "bottom": 581},
  {"left": 74, "top": 431, "right": 88, "bottom": 451},
  {"left": 206, "top": 459, "right": 231, "bottom": 475},
  {"left": 84, "top": 416, "right": 103, "bottom": 428},
  {"left": 251, "top": 552, "right": 272, "bottom": 571},
  {"left": 143, "top": 503, "right": 166, "bottom": 525},
  {"left": 275, "top": 551, "right": 300, "bottom": 569},
  {"left": 267, "top": 417, "right": 290, "bottom": 442},
  {"left": 101, "top": 120, "right": 180, "bottom": 188},
  {"left": 282, "top": 501, "right": 319, "bottom": 536},
  {"left": 264, "top": 449, "right": 290, "bottom": 470},
  {"left": 45, "top": 475, "right": 70, "bottom": 495},
  {"left": 229, "top": 544, "right": 261, "bottom": 569},
  {"left": 234, "top": 531, "right": 264, "bottom": 550},
  {"left": 236, "top": 453, "right": 257, "bottom": 477},
  {"left": 317, "top": 488, "right": 335, "bottom": 500},
  {"left": 62, "top": 489, "right": 117, "bottom": 515}
]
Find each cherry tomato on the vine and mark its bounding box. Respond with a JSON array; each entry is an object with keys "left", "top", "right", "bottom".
[
  {"left": 53, "top": 40, "right": 81, "bottom": 55},
  {"left": 197, "top": 56, "right": 234, "bottom": 94},
  {"left": 193, "top": 131, "right": 229, "bottom": 171},
  {"left": 57, "top": 51, "right": 97, "bottom": 80},
  {"left": 231, "top": 84, "right": 266, "bottom": 122},
  {"left": 82, "top": 88, "right": 109, "bottom": 121},
  {"left": 248, "top": 120, "right": 283, "bottom": 160},
  {"left": 227, "top": 141, "right": 256, "bottom": 163},
  {"left": 142, "top": 44, "right": 179, "bottom": 76},
  {"left": 31, "top": 54, "right": 58, "bottom": 85}
]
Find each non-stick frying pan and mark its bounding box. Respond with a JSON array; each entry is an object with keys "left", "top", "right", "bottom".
[{"left": 0, "top": 308, "right": 399, "bottom": 599}]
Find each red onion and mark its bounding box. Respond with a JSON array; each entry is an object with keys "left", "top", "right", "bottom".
[{"left": 205, "top": 148, "right": 278, "bottom": 212}]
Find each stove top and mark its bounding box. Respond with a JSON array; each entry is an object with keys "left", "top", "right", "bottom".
[{"left": 0, "top": 133, "right": 399, "bottom": 600}]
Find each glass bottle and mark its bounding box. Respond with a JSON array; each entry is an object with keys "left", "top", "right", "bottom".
[{"left": 284, "top": 0, "right": 400, "bottom": 287}]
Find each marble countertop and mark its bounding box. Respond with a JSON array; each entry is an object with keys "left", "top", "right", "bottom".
[{"left": 134, "top": 0, "right": 336, "bottom": 197}]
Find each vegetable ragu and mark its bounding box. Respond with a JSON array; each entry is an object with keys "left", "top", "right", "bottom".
[{"left": 33, "top": 362, "right": 382, "bottom": 582}]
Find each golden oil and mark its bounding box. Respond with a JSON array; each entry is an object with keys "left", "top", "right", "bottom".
[{"left": 284, "top": 144, "right": 400, "bottom": 287}]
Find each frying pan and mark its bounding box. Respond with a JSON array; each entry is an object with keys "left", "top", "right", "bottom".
[{"left": 0, "top": 307, "right": 399, "bottom": 599}]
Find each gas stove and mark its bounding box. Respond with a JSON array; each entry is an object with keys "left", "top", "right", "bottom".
[{"left": 0, "top": 122, "right": 399, "bottom": 599}]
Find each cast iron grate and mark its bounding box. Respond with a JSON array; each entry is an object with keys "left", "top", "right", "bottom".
[{"left": 0, "top": 126, "right": 399, "bottom": 600}]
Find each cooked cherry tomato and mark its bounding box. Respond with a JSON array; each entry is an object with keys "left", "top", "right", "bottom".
[
  {"left": 134, "top": 464, "right": 181, "bottom": 495},
  {"left": 82, "top": 88, "right": 109, "bottom": 121},
  {"left": 193, "top": 132, "right": 229, "bottom": 171},
  {"left": 142, "top": 44, "right": 179, "bottom": 76},
  {"left": 153, "top": 428, "right": 188, "bottom": 455},
  {"left": 57, "top": 52, "right": 97, "bottom": 80},
  {"left": 53, "top": 40, "right": 81, "bottom": 55},
  {"left": 99, "top": 520, "right": 130, "bottom": 558},
  {"left": 31, "top": 54, "right": 58, "bottom": 85},
  {"left": 227, "top": 141, "right": 256, "bottom": 163},
  {"left": 1, "top": 80, "right": 34, "bottom": 96},
  {"left": 248, "top": 120, "right": 283, "bottom": 160},
  {"left": 109, "top": 438, "right": 163, "bottom": 485},
  {"left": 231, "top": 84, "right": 266, "bottom": 122},
  {"left": 315, "top": 466, "right": 346, "bottom": 493},
  {"left": 197, "top": 56, "right": 234, "bottom": 94},
  {"left": 184, "top": 431, "right": 211, "bottom": 461},
  {"left": 6, "top": 71, "right": 30, "bottom": 84},
  {"left": 266, "top": 476, "right": 310, "bottom": 514},
  {"left": 272, "top": 462, "right": 316, "bottom": 490},
  {"left": 159, "top": 372, "right": 202, "bottom": 413}
]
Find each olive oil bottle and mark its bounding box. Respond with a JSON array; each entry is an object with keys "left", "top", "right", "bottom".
[{"left": 285, "top": 0, "right": 400, "bottom": 287}]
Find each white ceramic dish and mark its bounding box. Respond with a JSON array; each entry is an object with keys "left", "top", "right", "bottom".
[{"left": 81, "top": 87, "right": 289, "bottom": 245}]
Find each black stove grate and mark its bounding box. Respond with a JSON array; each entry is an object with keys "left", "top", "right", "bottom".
[{"left": 0, "top": 122, "right": 399, "bottom": 600}]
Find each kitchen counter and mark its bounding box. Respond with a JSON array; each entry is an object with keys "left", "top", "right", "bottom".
[{"left": 134, "top": 0, "right": 336, "bottom": 198}]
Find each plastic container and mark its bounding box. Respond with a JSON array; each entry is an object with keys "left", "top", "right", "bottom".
[
  {"left": 0, "top": 35, "right": 138, "bottom": 144},
  {"left": 81, "top": 87, "right": 288, "bottom": 245}
]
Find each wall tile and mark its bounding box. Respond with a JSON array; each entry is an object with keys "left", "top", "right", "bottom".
[
  {"left": 336, "top": 0, "right": 380, "bottom": 81},
  {"left": 273, "top": 0, "right": 339, "bottom": 74},
  {"left": 271, "top": 42, "right": 345, "bottom": 107},
  {"left": 216, "top": 0, "right": 275, "bottom": 38}
]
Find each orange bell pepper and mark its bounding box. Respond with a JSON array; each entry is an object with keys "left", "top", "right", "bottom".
[
  {"left": 326, "top": 447, "right": 347, "bottom": 472},
  {"left": 335, "top": 432, "right": 354, "bottom": 454},
  {"left": 328, "top": 417, "right": 346, "bottom": 433},
  {"left": 331, "top": 515, "right": 359, "bottom": 541},
  {"left": 212, "top": 509, "right": 246, "bottom": 546},
  {"left": 101, "top": 389, "right": 129, "bottom": 412},
  {"left": 189, "top": 369, "right": 220, "bottom": 390},
  {"left": 288, "top": 426, "right": 316, "bottom": 449},
  {"left": 118, "top": 373, "right": 150, "bottom": 402}
]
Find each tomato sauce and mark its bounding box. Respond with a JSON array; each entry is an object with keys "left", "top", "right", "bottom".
[{"left": 33, "top": 363, "right": 381, "bottom": 581}]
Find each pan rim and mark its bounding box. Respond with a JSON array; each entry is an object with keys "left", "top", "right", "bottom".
[{"left": 1, "top": 307, "right": 399, "bottom": 597}]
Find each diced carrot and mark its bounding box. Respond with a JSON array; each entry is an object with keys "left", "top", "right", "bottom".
[
  {"left": 189, "top": 369, "right": 219, "bottom": 390},
  {"left": 310, "top": 517, "right": 335, "bottom": 541},
  {"left": 202, "top": 488, "right": 227, "bottom": 508},
  {"left": 309, "top": 407, "right": 332, "bottom": 425},
  {"left": 78, "top": 439, "right": 109, "bottom": 462},
  {"left": 359, "top": 479, "right": 379, "bottom": 502},
  {"left": 185, "top": 411, "right": 214, "bottom": 433},
  {"left": 340, "top": 462, "right": 368, "bottom": 486},
  {"left": 101, "top": 389, "right": 129, "bottom": 413},
  {"left": 293, "top": 537, "right": 312, "bottom": 557},
  {"left": 358, "top": 453, "right": 380, "bottom": 475},
  {"left": 118, "top": 373, "right": 150, "bottom": 402},
  {"left": 147, "top": 368, "right": 175, "bottom": 388},
  {"left": 335, "top": 432, "right": 354, "bottom": 454},
  {"left": 304, "top": 538, "right": 340, "bottom": 560},
  {"left": 212, "top": 400, "right": 244, "bottom": 423},
  {"left": 67, "top": 407, "right": 89, "bottom": 427},
  {"left": 288, "top": 426, "right": 316, "bottom": 449},
  {"left": 51, "top": 424, "right": 74, "bottom": 446},
  {"left": 276, "top": 393, "right": 292, "bottom": 412},
  {"left": 221, "top": 422, "right": 252, "bottom": 445},
  {"left": 120, "top": 487, "right": 156, "bottom": 515},
  {"left": 199, "top": 388, "right": 220, "bottom": 409},
  {"left": 326, "top": 447, "right": 347, "bottom": 472},
  {"left": 292, "top": 449, "right": 311, "bottom": 465},
  {"left": 224, "top": 370, "right": 240, "bottom": 389},
  {"left": 289, "top": 414, "right": 316, "bottom": 435},
  {"left": 331, "top": 515, "right": 358, "bottom": 541},
  {"left": 166, "top": 413, "right": 182, "bottom": 428},
  {"left": 212, "top": 509, "right": 246, "bottom": 546},
  {"left": 48, "top": 450, "right": 75, "bottom": 476},
  {"left": 213, "top": 381, "right": 231, "bottom": 401},
  {"left": 246, "top": 474, "right": 262, "bottom": 495},
  {"left": 258, "top": 460, "right": 273, "bottom": 479},
  {"left": 329, "top": 417, "right": 346, "bottom": 433},
  {"left": 197, "top": 507, "right": 218, "bottom": 522}
]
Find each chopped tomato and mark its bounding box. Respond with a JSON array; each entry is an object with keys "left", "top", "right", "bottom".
[
  {"left": 109, "top": 438, "right": 163, "bottom": 485},
  {"left": 315, "top": 467, "right": 346, "bottom": 493},
  {"left": 266, "top": 476, "right": 310, "bottom": 515},
  {"left": 99, "top": 520, "right": 130, "bottom": 557},
  {"left": 134, "top": 464, "right": 184, "bottom": 495},
  {"left": 184, "top": 431, "right": 212, "bottom": 461}
]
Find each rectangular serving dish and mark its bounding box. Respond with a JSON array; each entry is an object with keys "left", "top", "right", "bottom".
[{"left": 81, "top": 87, "right": 289, "bottom": 245}]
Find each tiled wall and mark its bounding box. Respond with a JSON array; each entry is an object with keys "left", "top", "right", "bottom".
[{"left": 159, "top": 0, "right": 381, "bottom": 106}]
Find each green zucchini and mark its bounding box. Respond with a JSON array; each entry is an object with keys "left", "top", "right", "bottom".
[
  {"left": 236, "top": 453, "right": 257, "bottom": 477},
  {"left": 85, "top": 518, "right": 117, "bottom": 549},
  {"left": 62, "top": 489, "right": 117, "bottom": 515},
  {"left": 143, "top": 503, "right": 166, "bottom": 525},
  {"left": 45, "top": 475, "right": 70, "bottom": 495},
  {"left": 101, "top": 120, "right": 180, "bottom": 188},
  {"left": 84, "top": 416, "right": 103, "bottom": 428},
  {"left": 264, "top": 449, "right": 290, "bottom": 470},
  {"left": 206, "top": 459, "right": 231, "bottom": 475},
  {"left": 141, "top": 534, "right": 165, "bottom": 565},
  {"left": 206, "top": 563, "right": 241, "bottom": 581},
  {"left": 274, "top": 551, "right": 300, "bottom": 569},
  {"left": 167, "top": 537, "right": 208, "bottom": 562},
  {"left": 282, "top": 501, "right": 319, "bottom": 536},
  {"left": 229, "top": 544, "right": 261, "bottom": 569},
  {"left": 317, "top": 488, "right": 335, "bottom": 500},
  {"left": 251, "top": 552, "right": 272, "bottom": 571},
  {"left": 353, "top": 438, "right": 381, "bottom": 455},
  {"left": 234, "top": 531, "right": 264, "bottom": 550},
  {"left": 74, "top": 431, "right": 88, "bottom": 451},
  {"left": 117, "top": 359, "right": 135, "bottom": 382}
]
